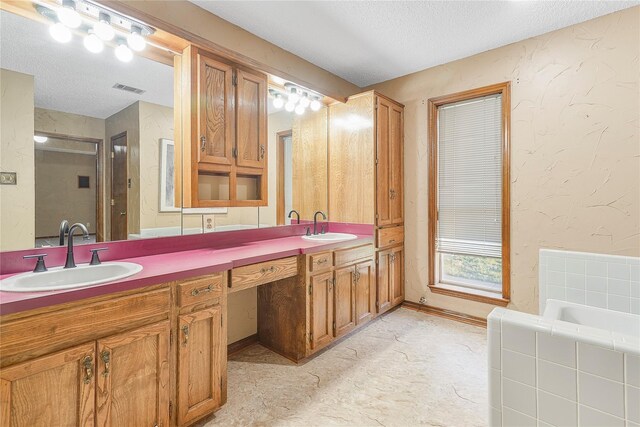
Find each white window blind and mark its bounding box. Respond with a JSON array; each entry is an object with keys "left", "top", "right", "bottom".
[{"left": 437, "top": 94, "right": 502, "bottom": 258}]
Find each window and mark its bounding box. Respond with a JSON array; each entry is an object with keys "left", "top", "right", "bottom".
[{"left": 427, "top": 83, "right": 510, "bottom": 305}]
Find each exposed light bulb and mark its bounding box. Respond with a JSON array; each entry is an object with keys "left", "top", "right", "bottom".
[
  {"left": 115, "top": 43, "right": 133, "bottom": 62},
  {"left": 288, "top": 89, "right": 300, "bottom": 104},
  {"left": 93, "top": 13, "right": 115, "bottom": 41},
  {"left": 272, "top": 94, "right": 284, "bottom": 109},
  {"left": 57, "top": 0, "right": 81, "bottom": 28},
  {"left": 284, "top": 102, "right": 295, "bottom": 112},
  {"left": 299, "top": 93, "right": 310, "bottom": 108},
  {"left": 127, "top": 26, "right": 146, "bottom": 52},
  {"left": 49, "top": 22, "right": 72, "bottom": 43},
  {"left": 310, "top": 98, "right": 322, "bottom": 112},
  {"left": 33, "top": 135, "right": 48, "bottom": 143},
  {"left": 295, "top": 104, "right": 305, "bottom": 115},
  {"left": 83, "top": 31, "right": 104, "bottom": 53}
]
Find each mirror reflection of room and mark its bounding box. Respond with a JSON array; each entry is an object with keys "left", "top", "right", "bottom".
[{"left": 0, "top": 6, "right": 180, "bottom": 250}]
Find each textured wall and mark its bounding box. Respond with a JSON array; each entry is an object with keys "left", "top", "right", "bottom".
[
  {"left": 35, "top": 150, "right": 97, "bottom": 236},
  {"left": 35, "top": 108, "right": 105, "bottom": 141},
  {"left": 0, "top": 69, "right": 34, "bottom": 251},
  {"left": 370, "top": 7, "right": 640, "bottom": 317},
  {"left": 138, "top": 101, "right": 181, "bottom": 230}
]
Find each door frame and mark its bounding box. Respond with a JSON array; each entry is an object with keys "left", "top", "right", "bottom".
[
  {"left": 276, "top": 130, "right": 292, "bottom": 225},
  {"left": 35, "top": 131, "right": 105, "bottom": 242},
  {"left": 109, "top": 131, "right": 128, "bottom": 241}
]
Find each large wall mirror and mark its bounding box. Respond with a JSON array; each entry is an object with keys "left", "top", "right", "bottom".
[{"left": 0, "top": 3, "right": 329, "bottom": 252}]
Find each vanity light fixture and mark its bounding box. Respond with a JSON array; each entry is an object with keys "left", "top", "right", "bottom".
[
  {"left": 310, "top": 97, "right": 322, "bottom": 112},
  {"left": 93, "top": 12, "right": 115, "bottom": 41},
  {"left": 299, "top": 93, "right": 310, "bottom": 108},
  {"left": 84, "top": 30, "right": 104, "bottom": 53},
  {"left": 272, "top": 93, "right": 284, "bottom": 109},
  {"left": 272, "top": 82, "right": 324, "bottom": 116},
  {"left": 115, "top": 41, "right": 133, "bottom": 62},
  {"left": 49, "top": 22, "right": 72, "bottom": 43},
  {"left": 33, "top": 135, "right": 48, "bottom": 143},
  {"left": 57, "top": 0, "right": 81, "bottom": 29},
  {"left": 127, "top": 25, "right": 146, "bottom": 51}
]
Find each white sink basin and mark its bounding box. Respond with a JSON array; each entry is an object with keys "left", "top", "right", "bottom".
[
  {"left": 302, "top": 232, "right": 358, "bottom": 242},
  {"left": 0, "top": 262, "right": 143, "bottom": 292}
]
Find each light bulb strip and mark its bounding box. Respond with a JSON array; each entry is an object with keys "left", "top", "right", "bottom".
[
  {"left": 269, "top": 83, "right": 324, "bottom": 115},
  {"left": 35, "top": 0, "right": 180, "bottom": 56}
]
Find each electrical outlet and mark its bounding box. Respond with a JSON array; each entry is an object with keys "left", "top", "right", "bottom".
[
  {"left": 0, "top": 172, "right": 17, "bottom": 185},
  {"left": 86, "top": 222, "right": 91, "bottom": 228}
]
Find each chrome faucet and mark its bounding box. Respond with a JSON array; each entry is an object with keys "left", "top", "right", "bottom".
[
  {"left": 59, "top": 219, "right": 69, "bottom": 246},
  {"left": 288, "top": 209, "right": 300, "bottom": 224},
  {"left": 64, "top": 223, "right": 90, "bottom": 268},
  {"left": 313, "top": 211, "right": 327, "bottom": 235}
]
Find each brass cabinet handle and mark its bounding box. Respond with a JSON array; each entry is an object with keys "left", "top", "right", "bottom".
[
  {"left": 389, "top": 239, "right": 396, "bottom": 244},
  {"left": 101, "top": 350, "right": 110, "bottom": 377},
  {"left": 191, "top": 284, "right": 214, "bottom": 296},
  {"left": 317, "top": 259, "right": 328, "bottom": 265},
  {"left": 354, "top": 271, "right": 360, "bottom": 283},
  {"left": 82, "top": 355, "right": 94, "bottom": 384},
  {"left": 390, "top": 254, "right": 396, "bottom": 263},
  {"left": 260, "top": 266, "right": 276, "bottom": 273},
  {"left": 182, "top": 325, "right": 189, "bottom": 346},
  {"left": 200, "top": 136, "right": 207, "bottom": 151},
  {"left": 389, "top": 189, "right": 396, "bottom": 199},
  {"left": 259, "top": 144, "right": 265, "bottom": 159}
]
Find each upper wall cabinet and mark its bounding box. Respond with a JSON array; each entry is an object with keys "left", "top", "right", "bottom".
[
  {"left": 328, "top": 91, "right": 404, "bottom": 227},
  {"left": 182, "top": 46, "right": 268, "bottom": 208}
]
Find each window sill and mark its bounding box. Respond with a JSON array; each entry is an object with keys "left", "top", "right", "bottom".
[{"left": 428, "top": 283, "right": 510, "bottom": 307}]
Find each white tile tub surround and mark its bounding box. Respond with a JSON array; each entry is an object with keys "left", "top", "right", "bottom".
[
  {"left": 487, "top": 306, "right": 640, "bottom": 427},
  {"left": 539, "top": 249, "right": 640, "bottom": 315}
]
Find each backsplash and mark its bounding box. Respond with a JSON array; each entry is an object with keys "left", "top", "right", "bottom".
[{"left": 539, "top": 249, "right": 640, "bottom": 314}]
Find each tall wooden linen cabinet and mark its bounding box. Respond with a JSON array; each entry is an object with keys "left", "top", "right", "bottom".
[{"left": 328, "top": 91, "right": 405, "bottom": 314}]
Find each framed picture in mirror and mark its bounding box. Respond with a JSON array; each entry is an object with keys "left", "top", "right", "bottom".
[{"left": 160, "top": 138, "right": 179, "bottom": 212}]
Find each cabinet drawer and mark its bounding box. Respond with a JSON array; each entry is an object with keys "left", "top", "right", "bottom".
[
  {"left": 0, "top": 288, "right": 170, "bottom": 368},
  {"left": 231, "top": 256, "right": 298, "bottom": 293},
  {"left": 309, "top": 252, "right": 332, "bottom": 273},
  {"left": 177, "top": 273, "right": 224, "bottom": 307},
  {"left": 377, "top": 226, "right": 404, "bottom": 248},
  {"left": 333, "top": 244, "right": 374, "bottom": 267}
]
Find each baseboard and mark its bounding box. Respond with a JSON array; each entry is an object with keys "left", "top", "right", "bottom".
[
  {"left": 227, "top": 333, "right": 259, "bottom": 355},
  {"left": 402, "top": 301, "right": 487, "bottom": 328}
]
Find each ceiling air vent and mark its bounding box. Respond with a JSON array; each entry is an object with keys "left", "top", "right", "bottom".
[{"left": 112, "top": 83, "right": 146, "bottom": 95}]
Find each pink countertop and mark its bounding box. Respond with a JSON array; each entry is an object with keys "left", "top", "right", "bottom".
[{"left": 0, "top": 223, "right": 374, "bottom": 316}]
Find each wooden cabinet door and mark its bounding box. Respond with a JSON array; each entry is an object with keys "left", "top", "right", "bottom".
[
  {"left": 376, "top": 97, "right": 391, "bottom": 226},
  {"left": 376, "top": 97, "right": 404, "bottom": 226},
  {"left": 376, "top": 249, "right": 393, "bottom": 314},
  {"left": 390, "top": 246, "right": 405, "bottom": 306},
  {"left": 309, "top": 271, "right": 334, "bottom": 350},
  {"left": 197, "top": 53, "right": 234, "bottom": 166},
  {"left": 389, "top": 103, "right": 404, "bottom": 224},
  {"left": 96, "top": 321, "right": 170, "bottom": 427},
  {"left": 235, "top": 68, "right": 267, "bottom": 169},
  {"left": 0, "top": 343, "right": 95, "bottom": 427},
  {"left": 177, "top": 307, "right": 224, "bottom": 426},
  {"left": 354, "top": 260, "right": 376, "bottom": 325},
  {"left": 333, "top": 266, "right": 356, "bottom": 338}
]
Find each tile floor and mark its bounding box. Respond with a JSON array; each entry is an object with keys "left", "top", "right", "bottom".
[{"left": 207, "top": 308, "right": 488, "bottom": 426}]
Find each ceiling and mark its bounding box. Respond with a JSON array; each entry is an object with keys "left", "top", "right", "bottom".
[
  {"left": 191, "top": 0, "right": 637, "bottom": 87},
  {"left": 0, "top": 10, "right": 174, "bottom": 119}
]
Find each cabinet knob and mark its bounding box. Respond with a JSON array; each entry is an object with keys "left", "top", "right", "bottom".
[{"left": 200, "top": 136, "right": 207, "bottom": 151}]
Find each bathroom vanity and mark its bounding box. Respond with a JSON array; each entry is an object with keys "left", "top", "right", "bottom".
[{"left": 0, "top": 228, "right": 400, "bottom": 427}]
